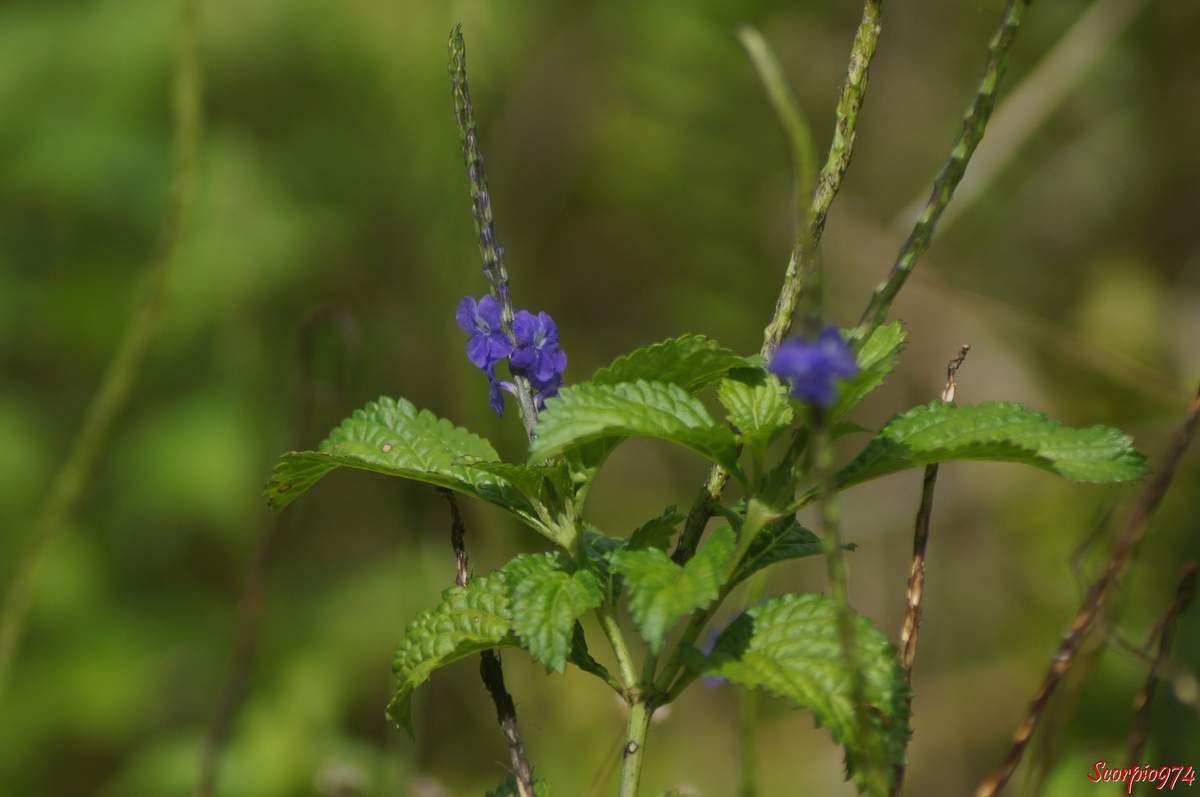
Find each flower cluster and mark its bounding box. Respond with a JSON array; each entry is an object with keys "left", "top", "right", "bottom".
[
  {"left": 769, "top": 326, "right": 859, "bottom": 407},
  {"left": 456, "top": 295, "right": 567, "bottom": 416}
]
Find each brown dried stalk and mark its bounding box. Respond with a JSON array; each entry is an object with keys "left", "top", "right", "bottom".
[
  {"left": 1127, "top": 562, "right": 1198, "bottom": 763},
  {"left": 440, "top": 490, "right": 536, "bottom": 797},
  {"left": 974, "top": 382, "right": 1200, "bottom": 797},
  {"left": 891, "top": 345, "right": 969, "bottom": 795}
]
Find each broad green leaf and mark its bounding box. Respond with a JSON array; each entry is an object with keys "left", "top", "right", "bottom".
[
  {"left": 689, "top": 593, "right": 910, "bottom": 794},
  {"left": 569, "top": 622, "right": 614, "bottom": 685},
  {"left": 530, "top": 380, "right": 740, "bottom": 473},
  {"left": 830, "top": 321, "right": 907, "bottom": 419},
  {"left": 610, "top": 527, "right": 736, "bottom": 652},
  {"left": 628, "top": 505, "right": 684, "bottom": 550},
  {"left": 265, "top": 397, "right": 551, "bottom": 535},
  {"left": 485, "top": 778, "right": 550, "bottom": 797},
  {"left": 387, "top": 574, "right": 514, "bottom": 734},
  {"left": 718, "top": 374, "right": 794, "bottom": 451},
  {"left": 838, "top": 400, "right": 1148, "bottom": 488},
  {"left": 728, "top": 518, "right": 830, "bottom": 588},
  {"left": 502, "top": 554, "right": 604, "bottom": 672},
  {"left": 592, "top": 334, "right": 753, "bottom": 394}
]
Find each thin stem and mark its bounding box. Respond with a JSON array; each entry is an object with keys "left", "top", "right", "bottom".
[
  {"left": 672, "top": 1, "right": 883, "bottom": 567},
  {"left": 855, "top": 0, "right": 1031, "bottom": 342},
  {"left": 813, "top": 418, "right": 878, "bottom": 788},
  {"left": 1127, "top": 562, "right": 1198, "bottom": 764},
  {"left": 448, "top": 25, "right": 540, "bottom": 439},
  {"left": 598, "top": 608, "right": 639, "bottom": 694},
  {"left": 974, "top": 381, "right": 1200, "bottom": 797},
  {"left": 892, "top": 345, "right": 969, "bottom": 796},
  {"left": 0, "top": 0, "right": 202, "bottom": 699},
  {"left": 441, "top": 490, "right": 536, "bottom": 797},
  {"left": 618, "top": 701, "right": 651, "bottom": 797}
]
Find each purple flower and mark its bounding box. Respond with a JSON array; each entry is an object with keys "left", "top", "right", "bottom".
[
  {"left": 769, "top": 326, "right": 859, "bottom": 406},
  {"left": 511, "top": 310, "right": 567, "bottom": 399},
  {"left": 456, "top": 295, "right": 512, "bottom": 370}
]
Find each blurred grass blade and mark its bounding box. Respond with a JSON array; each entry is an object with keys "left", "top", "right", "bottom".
[
  {"left": 737, "top": 25, "right": 817, "bottom": 231},
  {"left": 0, "top": 0, "right": 203, "bottom": 699}
]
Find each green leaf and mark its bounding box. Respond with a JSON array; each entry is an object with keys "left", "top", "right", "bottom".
[
  {"left": 592, "top": 334, "right": 753, "bottom": 394},
  {"left": 569, "top": 622, "right": 614, "bottom": 685},
  {"left": 610, "top": 527, "right": 736, "bottom": 653},
  {"left": 387, "top": 574, "right": 514, "bottom": 734},
  {"left": 628, "top": 505, "right": 684, "bottom": 550},
  {"left": 830, "top": 321, "right": 907, "bottom": 419},
  {"left": 265, "top": 397, "right": 551, "bottom": 535},
  {"left": 502, "top": 554, "right": 604, "bottom": 673},
  {"left": 718, "top": 374, "right": 794, "bottom": 450},
  {"left": 530, "top": 380, "right": 740, "bottom": 474},
  {"left": 837, "top": 400, "right": 1149, "bottom": 488},
  {"left": 689, "top": 593, "right": 910, "bottom": 795},
  {"left": 728, "top": 518, "right": 831, "bottom": 588},
  {"left": 485, "top": 777, "right": 550, "bottom": 797},
  {"left": 581, "top": 527, "right": 627, "bottom": 604}
]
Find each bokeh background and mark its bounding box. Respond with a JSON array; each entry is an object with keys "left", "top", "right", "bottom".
[{"left": 2, "top": 0, "right": 1199, "bottom": 794}]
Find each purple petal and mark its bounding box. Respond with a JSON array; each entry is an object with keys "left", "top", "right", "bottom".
[
  {"left": 455, "top": 296, "right": 478, "bottom": 333},
  {"left": 510, "top": 345, "right": 537, "bottom": 372},
  {"left": 487, "top": 331, "right": 513, "bottom": 361},
  {"left": 476, "top": 294, "right": 503, "bottom": 331},
  {"left": 512, "top": 310, "right": 538, "bottom": 346},
  {"left": 537, "top": 312, "right": 558, "bottom": 344},
  {"left": 488, "top": 379, "right": 505, "bottom": 416},
  {"left": 466, "top": 334, "right": 493, "bottom": 369}
]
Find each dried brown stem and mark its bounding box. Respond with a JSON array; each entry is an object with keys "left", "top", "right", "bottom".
[
  {"left": 891, "top": 345, "right": 969, "bottom": 796},
  {"left": 1127, "top": 562, "right": 1198, "bottom": 763},
  {"left": 439, "top": 490, "right": 535, "bottom": 797},
  {"left": 974, "top": 382, "right": 1200, "bottom": 797}
]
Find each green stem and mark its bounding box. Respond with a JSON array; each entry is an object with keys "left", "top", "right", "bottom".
[
  {"left": 598, "top": 608, "right": 638, "bottom": 693},
  {"left": 618, "top": 700, "right": 652, "bottom": 797},
  {"left": 738, "top": 689, "right": 760, "bottom": 797},
  {"left": 672, "top": 0, "right": 884, "bottom": 568},
  {"left": 0, "top": 0, "right": 202, "bottom": 700},
  {"left": 854, "top": 0, "right": 1031, "bottom": 341}
]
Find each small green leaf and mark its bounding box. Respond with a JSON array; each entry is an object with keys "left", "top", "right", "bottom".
[
  {"left": 592, "top": 334, "right": 753, "bottom": 394},
  {"left": 387, "top": 574, "right": 514, "bottom": 734},
  {"left": 610, "top": 527, "right": 736, "bottom": 652},
  {"left": 838, "top": 400, "right": 1149, "bottom": 488},
  {"left": 628, "top": 506, "right": 684, "bottom": 550},
  {"left": 829, "top": 321, "right": 907, "bottom": 419},
  {"left": 690, "top": 593, "right": 910, "bottom": 795},
  {"left": 728, "top": 518, "right": 832, "bottom": 588},
  {"left": 530, "top": 380, "right": 740, "bottom": 474},
  {"left": 569, "top": 622, "right": 615, "bottom": 685},
  {"left": 718, "top": 374, "right": 794, "bottom": 450},
  {"left": 485, "top": 777, "right": 550, "bottom": 797},
  {"left": 265, "top": 397, "right": 552, "bottom": 536},
  {"left": 502, "top": 554, "right": 604, "bottom": 672}
]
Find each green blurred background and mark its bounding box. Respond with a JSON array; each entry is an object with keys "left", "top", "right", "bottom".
[{"left": 2, "top": 0, "right": 1199, "bottom": 794}]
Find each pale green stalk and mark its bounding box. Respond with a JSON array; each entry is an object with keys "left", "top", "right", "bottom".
[
  {"left": 0, "top": 0, "right": 203, "bottom": 699},
  {"left": 854, "top": 0, "right": 1032, "bottom": 341},
  {"left": 673, "top": 1, "right": 883, "bottom": 565}
]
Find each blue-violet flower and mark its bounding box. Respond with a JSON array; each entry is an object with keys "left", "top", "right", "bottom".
[
  {"left": 769, "top": 326, "right": 859, "bottom": 406},
  {"left": 456, "top": 295, "right": 512, "bottom": 370},
  {"left": 511, "top": 310, "right": 568, "bottom": 401}
]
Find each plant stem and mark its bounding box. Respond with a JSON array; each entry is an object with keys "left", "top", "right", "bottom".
[
  {"left": 617, "top": 700, "right": 651, "bottom": 797},
  {"left": 1127, "top": 562, "right": 1198, "bottom": 764},
  {"left": 448, "top": 24, "right": 540, "bottom": 439},
  {"left": 598, "top": 608, "right": 639, "bottom": 694},
  {"left": 672, "top": 0, "right": 883, "bottom": 567},
  {"left": 974, "top": 381, "right": 1200, "bottom": 797},
  {"left": 738, "top": 689, "right": 760, "bottom": 797},
  {"left": 854, "top": 0, "right": 1031, "bottom": 342},
  {"left": 0, "top": 0, "right": 202, "bottom": 700}
]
